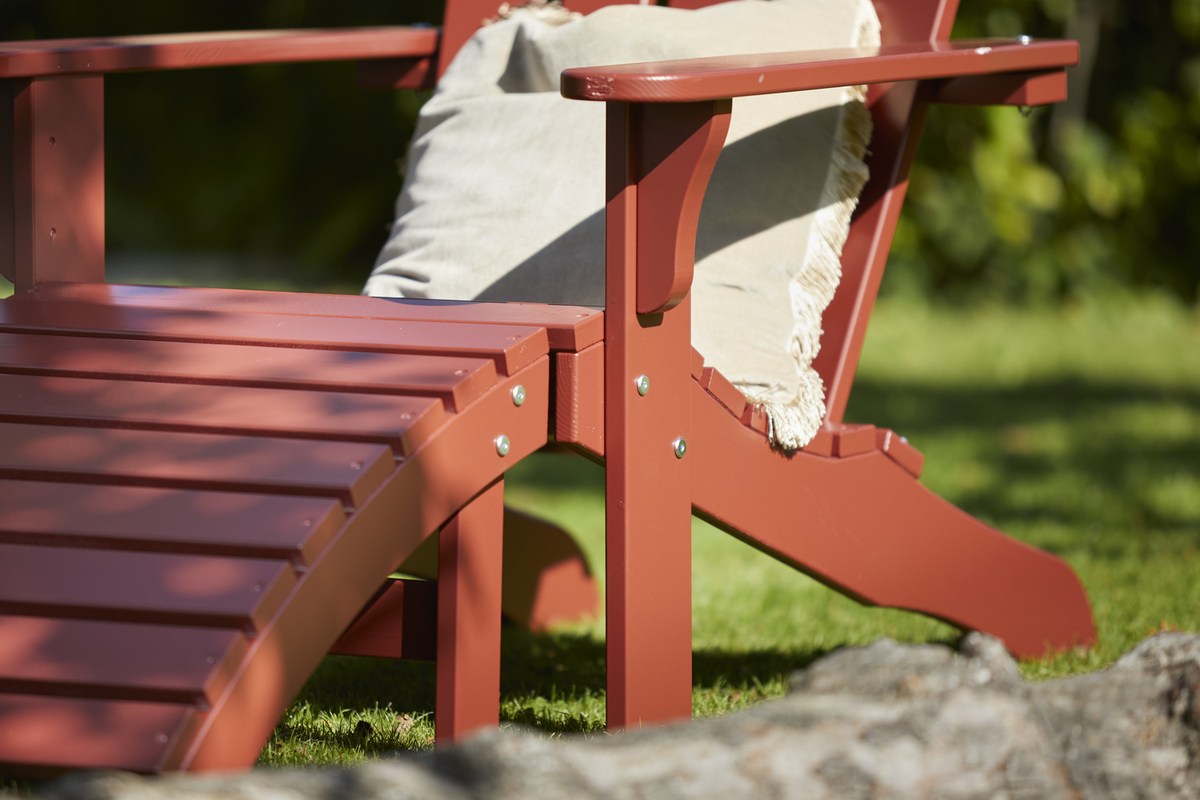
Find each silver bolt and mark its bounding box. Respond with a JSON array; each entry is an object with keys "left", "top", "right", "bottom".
[
  {"left": 673, "top": 437, "right": 688, "bottom": 459},
  {"left": 1018, "top": 34, "right": 1032, "bottom": 45},
  {"left": 635, "top": 374, "right": 650, "bottom": 396},
  {"left": 511, "top": 385, "right": 526, "bottom": 406},
  {"left": 495, "top": 435, "right": 511, "bottom": 457}
]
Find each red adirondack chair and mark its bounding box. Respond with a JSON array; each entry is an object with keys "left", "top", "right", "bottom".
[{"left": 0, "top": 0, "right": 1095, "bottom": 775}]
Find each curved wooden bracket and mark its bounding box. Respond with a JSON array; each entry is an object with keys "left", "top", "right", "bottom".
[
  {"left": 931, "top": 69, "right": 1067, "bottom": 107},
  {"left": 629, "top": 100, "right": 731, "bottom": 315}
]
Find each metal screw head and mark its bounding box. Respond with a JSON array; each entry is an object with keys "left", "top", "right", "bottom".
[
  {"left": 1018, "top": 34, "right": 1032, "bottom": 45},
  {"left": 635, "top": 374, "right": 650, "bottom": 396},
  {"left": 495, "top": 435, "right": 511, "bottom": 457},
  {"left": 673, "top": 437, "right": 688, "bottom": 459},
  {"left": 511, "top": 385, "right": 527, "bottom": 406}
]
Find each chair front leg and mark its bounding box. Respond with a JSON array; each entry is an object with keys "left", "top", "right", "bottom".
[
  {"left": 603, "top": 99, "right": 731, "bottom": 730},
  {"left": 436, "top": 478, "right": 505, "bottom": 744}
]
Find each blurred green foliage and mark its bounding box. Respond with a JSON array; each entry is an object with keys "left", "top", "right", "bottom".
[
  {"left": 1, "top": 1, "right": 1196, "bottom": 301},
  {"left": 0, "top": 0, "right": 445, "bottom": 291},
  {"left": 896, "top": 0, "right": 1200, "bottom": 304}
]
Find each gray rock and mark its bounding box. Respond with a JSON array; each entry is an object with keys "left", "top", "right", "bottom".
[
  {"left": 1031, "top": 633, "right": 1200, "bottom": 799},
  {"left": 33, "top": 633, "right": 1200, "bottom": 800}
]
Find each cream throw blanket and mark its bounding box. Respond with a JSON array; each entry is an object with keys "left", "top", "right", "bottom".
[{"left": 366, "top": 0, "right": 881, "bottom": 449}]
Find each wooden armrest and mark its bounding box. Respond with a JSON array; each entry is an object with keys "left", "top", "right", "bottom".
[
  {"left": 0, "top": 27, "right": 439, "bottom": 79},
  {"left": 560, "top": 37, "right": 1077, "bottom": 103}
]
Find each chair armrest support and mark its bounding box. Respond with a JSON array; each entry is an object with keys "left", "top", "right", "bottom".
[
  {"left": 0, "top": 27, "right": 439, "bottom": 79},
  {"left": 561, "top": 38, "right": 1078, "bottom": 103},
  {"left": 929, "top": 69, "right": 1067, "bottom": 107}
]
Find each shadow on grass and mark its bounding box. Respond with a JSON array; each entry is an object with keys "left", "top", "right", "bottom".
[
  {"left": 846, "top": 375, "right": 1200, "bottom": 558},
  {"left": 285, "top": 626, "right": 961, "bottom": 744}
]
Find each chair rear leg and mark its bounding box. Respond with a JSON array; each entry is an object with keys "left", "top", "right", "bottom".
[
  {"left": 436, "top": 478, "right": 505, "bottom": 745},
  {"left": 692, "top": 391, "right": 1096, "bottom": 657}
]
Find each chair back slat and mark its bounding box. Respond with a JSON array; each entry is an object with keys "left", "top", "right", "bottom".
[
  {"left": 439, "top": 0, "right": 943, "bottom": 76},
  {"left": 439, "top": 0, "right": 646, "bottom": 76},
  {"left": 815, "top": 0, "right": 961, "bottom": 423},
  {"left": 440, "top": 1, "right": 742, "bottom": 75}
]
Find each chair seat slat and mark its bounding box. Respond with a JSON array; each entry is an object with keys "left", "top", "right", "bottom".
[
  {"left": 0, "top": 422, "right": 394, "bottom": 505},
  {"left": 0, "top": 692, "right": 198, "bottom": 773},
  {"left": 29, "top": 283, "right": 604, "bottom": 352},
  {"left": 0, "top": 545, "right": 295, "bottom": 631},
  {"left": 0, "top": 373, "right": 445, "bottom": 455},
  {"left": 0, "top": 299, "right": 548, "bottom": 376},
  {"left": 0, "top": 616, "right": 245, "bottom": 705},
  {"left": 0, "top": 482, "right": 345, "bottom": 566},
  {"left": 0, "top": 331, "right": 496, "bottom": 411}
]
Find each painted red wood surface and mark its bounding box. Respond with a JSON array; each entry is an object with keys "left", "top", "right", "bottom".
[
  {"left": 0, "top": 481, "right": 346, "bottom": 566},
  {"left": 177, "top": 357, "right": 551, "bottom": 770},
  {"left": 555, "top": 343, "right": 605, "bottom": 459},
  {"left": 561, "top": 38, "right": 1078, "bottom": 102},
  {"left": 0, "top": 422, "right": 395, "bottom": 504},
  {"left": 28, "top": 283, "right": 604, "bottom": 353},
  {"left": 392, "top": 507, "right": 599, "bottom": 633},
  {"left": 0, "top": 694, "right": 200, "bottom": 775},
  {"left": 588, "top": 0, "right": 1093, "bottom": 737},
  {"left": 0, "top": 331, "right": 498, "bottom": 411},
  {"left": 436, "top": 479, "right": 505, "bottom": 744},
  {"left": 0, "top": 285, "right": 571, "bottom": 773},
  {"left": 634, "top": 100, "right": 731, "bottom": 314},
  {"left": 932, "top": 68, "right": 1068, "bottom": 106},
  {"left": 688, "top": 382, "right": 1096, "bottom": 657},
  {"left": 0, "top": 28, "right": 439, "bottom": 79},
  {"left": 330, "top": 579, "right": 438, "bottom": 661},
  {"left": 0, "top": 299, "right": 549, "bottom": 375},
  {"left": 2, "top": 76, "right": 105, "bottom": 289},
  {"left": 0, "top": 617, "right": 246, "bottom": 703},
  {"left": 0, "top": 0, "right": 1098, "bottom": 777},
  {"left": 603, "top": 101, "right": 702, "bottom": 729},
  {"left": 0, "top": 545, "right": 296, "bottom": 631},
  {"left": 0, "top": 373, "right": 445, "bottom": 452}
]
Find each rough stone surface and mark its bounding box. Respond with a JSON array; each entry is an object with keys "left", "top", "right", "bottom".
[{"left": 29, "top": 633, "right": 1200, "bottom": 800}]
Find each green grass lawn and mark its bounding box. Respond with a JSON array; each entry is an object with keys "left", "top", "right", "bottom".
[{"left": 258, "top": 292, "right": 1200, "bottom": 765}]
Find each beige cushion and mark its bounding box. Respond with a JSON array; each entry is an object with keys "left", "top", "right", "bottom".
[{"left": 365, "top": 0, "right": 880, "bottom": 449}]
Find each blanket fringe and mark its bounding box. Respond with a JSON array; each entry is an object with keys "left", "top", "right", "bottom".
[{"left": 754, "top": 1, "right": 881, "bottom": 451}]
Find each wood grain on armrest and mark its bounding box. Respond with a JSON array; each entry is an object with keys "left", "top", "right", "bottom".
[
  {"left": 561, "top": 38, "right": 1077, "bottom": 102},
  {"left": 0, "top": 27, "right": 438, "bottom": 79}
]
